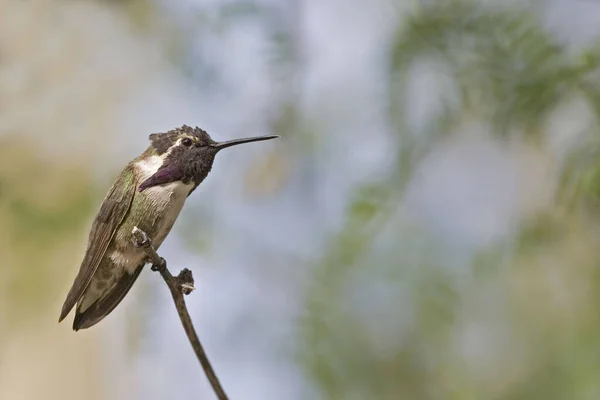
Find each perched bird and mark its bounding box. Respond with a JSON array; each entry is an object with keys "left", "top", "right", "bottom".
[{"left": 59, "top": 125, "right": 278, "bottom": 331}]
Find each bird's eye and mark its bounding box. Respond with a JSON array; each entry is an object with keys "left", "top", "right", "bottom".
[{"left": 181, "top": 138, "right": 193, "bottom": 147}]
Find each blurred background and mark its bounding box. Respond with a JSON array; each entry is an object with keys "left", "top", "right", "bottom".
[{"left": 3, "top": 0, "right": 600, "bottom": 399}]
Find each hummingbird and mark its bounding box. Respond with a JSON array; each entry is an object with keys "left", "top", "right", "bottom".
[{"left": 59, "top": 125, "right": 278, "bottom": 331}]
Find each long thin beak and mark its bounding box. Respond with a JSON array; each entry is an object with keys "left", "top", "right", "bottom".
[{"left": 212, "top": 135, "right": 279, "bottom": 150}]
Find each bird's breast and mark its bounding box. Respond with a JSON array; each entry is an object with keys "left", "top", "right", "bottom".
[
  {"left": 133, "top": 156, "right": 194, "bottom": 242},
  {"left": 140, "top": 180, "right": 194, "bottom": 244},
  {"left": 110, "top": 179, "right": 193, "bottom": 273}
]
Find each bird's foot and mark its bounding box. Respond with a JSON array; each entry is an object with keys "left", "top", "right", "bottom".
[{"left": 131, "top": 226, "right": 151, "bottom": 248}]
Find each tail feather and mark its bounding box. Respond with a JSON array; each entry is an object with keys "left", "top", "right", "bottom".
[{"left": 72, "top": 265, "right": 144, "bottom": 331}]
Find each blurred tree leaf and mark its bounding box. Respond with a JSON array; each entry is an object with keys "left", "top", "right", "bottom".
[
  {"left": 301, "top": 1, "right": 600, "bottom": 398},
  {"left": 0, "top": 137, "right": 97, "bottom": 327},
  {"left": 389, "top": 1, "right": 600, "bottom": 137}
]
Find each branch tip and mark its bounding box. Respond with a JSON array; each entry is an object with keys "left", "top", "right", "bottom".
[{"left": 130, "top": 227, "right": 228, "bottom": 400}]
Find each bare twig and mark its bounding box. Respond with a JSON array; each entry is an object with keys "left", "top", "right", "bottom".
[{"left": 131, "top": 226, "right": 229, "bottom": 400}]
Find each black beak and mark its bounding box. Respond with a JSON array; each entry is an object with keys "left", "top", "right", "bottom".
[{"left": 212, "top": 135, "right": 279, "bottom": 151}]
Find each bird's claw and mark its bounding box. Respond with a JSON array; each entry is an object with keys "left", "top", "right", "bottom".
[{"left": 131, "top": 226, "right": 151, "bottom": 248}]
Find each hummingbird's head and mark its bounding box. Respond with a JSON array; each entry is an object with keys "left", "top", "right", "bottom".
[{"left": 139, "top": 125, "right": 278, "bottom": 191}]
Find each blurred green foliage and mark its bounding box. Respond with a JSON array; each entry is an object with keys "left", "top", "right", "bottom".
[
  {"left": 300, "top": 1, "right": 600, "bottom": 399},
  {"left": 0, "top": 138, "right": 96, "bottom": 326}
]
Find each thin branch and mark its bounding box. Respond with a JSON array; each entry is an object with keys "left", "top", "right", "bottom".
[{"left": 131, "top": 226, "right": 229, "bottom": 400}]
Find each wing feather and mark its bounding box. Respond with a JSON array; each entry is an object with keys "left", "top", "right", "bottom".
[
  {"left": 72, "top": 264, "right": 144, "bottom": 331},
  {"left": 59, "top": 165, "right": 137, "bottom": 322}
]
